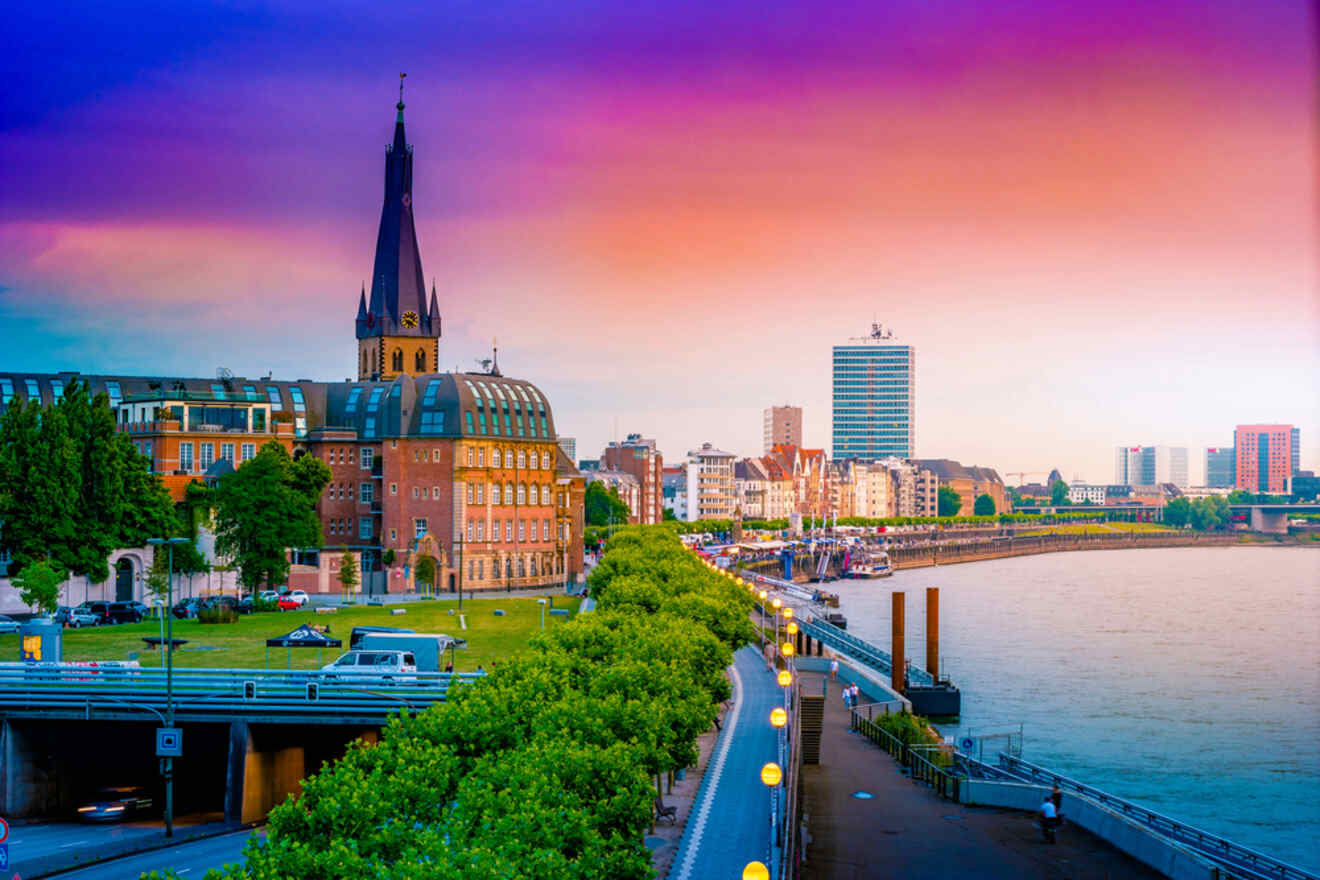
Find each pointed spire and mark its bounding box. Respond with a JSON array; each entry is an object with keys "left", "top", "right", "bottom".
[
  {"left": 429, "top": 279, "right": 440, "bottom": 321},
  {"left": 490, "top": 337, "right": 502, "bottom": 377},
  {"left": 356, "top": 283, "right": 368, "bottom": 322},
  {"left": 359, "top": 80, "right": 428, "bottom": 341}
]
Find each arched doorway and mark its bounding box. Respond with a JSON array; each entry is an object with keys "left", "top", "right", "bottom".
[{"left": 115, "top": 558, "right": 134, "bottom": 601}]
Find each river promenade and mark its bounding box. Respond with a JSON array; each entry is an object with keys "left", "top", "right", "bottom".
[{"left": 794, "top": 667, "right": 1167, "bottom": 880}]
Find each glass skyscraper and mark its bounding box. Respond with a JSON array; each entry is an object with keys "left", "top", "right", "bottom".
[{"left": 832, "top": 325, "right": 914, "bottom": 461}]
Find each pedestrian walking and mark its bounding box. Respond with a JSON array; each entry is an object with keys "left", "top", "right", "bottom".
[
  {"left": 829, "top": 658, "right": 839, "bottom": 680},
  {"left": 849, "top": 683, "right": 860, "bottom": 706},
  {"left": 842, "top": 683, "right": 852, "bottom": 709}
]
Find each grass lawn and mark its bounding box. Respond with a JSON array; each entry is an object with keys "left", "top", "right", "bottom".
[
  {"left": 0, "top": 595, "right": 581, "bottom": 672},
  {"left": 1016, "top": 522, "right": 1178, "bottom": 537}
]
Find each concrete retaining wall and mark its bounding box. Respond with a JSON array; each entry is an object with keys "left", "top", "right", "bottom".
[{"left": 960, "top": 779, "right": 1221, "bottom": 880}]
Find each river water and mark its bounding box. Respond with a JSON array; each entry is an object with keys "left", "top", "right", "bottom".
[{"left": 825, "top": 546, "right": 1320, "bottom": 872}]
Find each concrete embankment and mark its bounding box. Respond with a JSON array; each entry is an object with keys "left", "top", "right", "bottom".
[{"left": 887, "top": 532, "right": 1242, "bottom": 570}]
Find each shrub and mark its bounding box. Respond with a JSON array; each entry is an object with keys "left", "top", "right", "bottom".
[{"left": 198, "top": 605, "right": 237, "bottom": 624}]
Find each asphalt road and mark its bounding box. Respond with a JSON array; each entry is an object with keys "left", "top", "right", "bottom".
[
  {"left": 44, "top": 828, "right": 257, "bottom": 879},
  {"left": 8, "top": 814, "right": 228, "bottom": 878}
]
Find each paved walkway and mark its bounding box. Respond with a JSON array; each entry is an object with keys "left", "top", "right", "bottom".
[
  {"left": 669, "top": 645, "right": 781, "bottom": 879},
  {"left": 798, "top": 669, "right": 1166, "bottom": 879}
]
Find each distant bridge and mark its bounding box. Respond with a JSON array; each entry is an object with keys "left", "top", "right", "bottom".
[{"left": 1010, "top": 503, "right": 1320, "bottom": 534}]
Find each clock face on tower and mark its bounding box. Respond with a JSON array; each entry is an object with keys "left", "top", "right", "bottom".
[{"left": 401, "top": 311, "right": 419, "bottom": 328}]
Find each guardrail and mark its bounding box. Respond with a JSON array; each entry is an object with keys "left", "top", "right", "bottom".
[
  {"left": 0, "top": 665, "right": 482, "bottom": 724},
  {"left": 849, "top": 708, "right": 960, "bottom": 802},
  {"left": 798, "top": 617, "right": 934, "bottom": 687},
  {"left": 998, "top": 754, "right": 1317, "bottom": 880}
]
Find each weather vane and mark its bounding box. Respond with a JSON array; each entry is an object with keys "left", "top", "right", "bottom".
[{"left": 399, "top": 72, "right": 406, "bottom": 106}]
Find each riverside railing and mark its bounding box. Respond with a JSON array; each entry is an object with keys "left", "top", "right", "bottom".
[
  {"left": 0, "top": 664, "right": 480, "bottom": 723},
  {"left": 997, "top": 754, "right": 1317, "bottom": 880},
  {"left": 848, "top": 707, "right": 961, "bottom": 802},
  {"left": 798, "top": 617, "right": 935, "bottom": 687}
]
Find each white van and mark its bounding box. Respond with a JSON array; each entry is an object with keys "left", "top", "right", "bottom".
[{"left": 321, "top": 649, "right": 417, "bottom": 683}]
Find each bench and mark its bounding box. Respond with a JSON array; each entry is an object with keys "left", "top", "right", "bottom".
[{"left": 654, "top": 795, "right": 677, "bottom": 824}]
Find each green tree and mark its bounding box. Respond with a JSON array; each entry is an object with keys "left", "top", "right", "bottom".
[
  {"left": 1164, "top": 496, "right": 1191, "bottom": 527},
  {"left": 661, "top": 508, "right": 677, "bottom": 521},
  {"left": 144, "top": 549, "right": 171, "bottom": 604},
  {"left": 339, "top": 551, "right": 360, "bottom": 602},
  {"left": 973, "top": 493, "right": 996, "bottom": 516},
  {"left": 213, "top": 442, "right": 331, "bottom": 589},
  {"left": 1190, "top": 496, "right": 1230, "bottom": 531},
  {"left": 585, "top": 482, "right": 631, "bottom": 527},
  {"left": 13, "top": 560, "right": 65, "bottom": 615},
  {"left": 381, "top": 548, "right": 397, "bottom": 567},
  {"left": 1050, "top": 479, "right": 1071, "bottom": 506},
  {"left": 414, "top": 555, "right": 436, "bottom": 593},
  {"left": 937, "top": 486, "right": 962, "bottom": 516},
  {"left": 1226, "top": 489, "right": 1254, "bottom": 503}
]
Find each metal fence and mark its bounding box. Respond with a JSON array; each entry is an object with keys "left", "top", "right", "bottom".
[
  {"left": 798, "top": 617, "right": 935, "bottom": 687},
  {"left": 0, "top": 665, "right": 480, "bottom": 724},
  {"left": 848, "top": 708, "right": 961, "bottom": 802},
  {"left": 997, "top": 754, "right": 1317, "bottom": 880}
]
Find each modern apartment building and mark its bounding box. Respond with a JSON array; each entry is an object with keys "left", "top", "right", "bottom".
[
  {"left": 1234, "top": 425, "right": 1294, "bottom": 494},
  {"left": 1114, "top": 446, "right": 1188, "bottom": 488},
  {"left": 762, "top": 405, "right": 803, "bottom": 454},
  {"left": 601, "top": 433, "right": 664, "bottom": 524},
  {"left": 831, "top": 324, "right": 914, "bottom": 461},
  {"left": 1205, "top": 447, "right": 1235, "bottom": 489},
  {"left": 684, "top": 443, "right": 737, "bottom": 520}
]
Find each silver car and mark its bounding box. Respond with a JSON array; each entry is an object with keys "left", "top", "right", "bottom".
[{"left": 321, "top": 650, "right": 418, "bottom": 683}]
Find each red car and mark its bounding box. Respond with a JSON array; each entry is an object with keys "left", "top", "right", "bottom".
[{"left": 277, "top": 596, "right": 302, "bottom": 611}]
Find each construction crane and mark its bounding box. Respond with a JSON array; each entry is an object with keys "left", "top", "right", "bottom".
[{"left": 1006, "top": 471, "right": 1047, "bottom": 487}]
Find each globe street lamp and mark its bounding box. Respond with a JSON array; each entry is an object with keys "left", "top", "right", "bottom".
[{"left": 146, "top": 536, "right": 188, "bottom": 838}]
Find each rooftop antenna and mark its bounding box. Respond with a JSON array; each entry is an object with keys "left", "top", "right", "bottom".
[{"left": 399, "top": 71, "right": 406, "bottom": 106}]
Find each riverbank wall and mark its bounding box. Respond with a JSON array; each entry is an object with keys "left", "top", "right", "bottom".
[{"left": 888, "top": 532, "right": 1243, "bottom": 570}]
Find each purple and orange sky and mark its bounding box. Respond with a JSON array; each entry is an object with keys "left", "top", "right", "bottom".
[{"left": 2, "top": 1, "right": 1316, "bottom": 482}]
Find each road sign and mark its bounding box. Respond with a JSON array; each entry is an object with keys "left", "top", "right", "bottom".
[
  {"left": 0, "top": 842, "right": 8, "bottom": 869},
  {"left": 156, "top": 728, "right": 183, "bottom": 757},
  {"left": 0, "top": 815, "right": 8, "bottom": 843}
]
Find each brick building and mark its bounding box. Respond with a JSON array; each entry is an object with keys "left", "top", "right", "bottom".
[
  {"left": 600, "top": 433, "right": 664, "bottom": 524},
  {"left": 0, "top": 96, "right": 585, "bottom": 599}
]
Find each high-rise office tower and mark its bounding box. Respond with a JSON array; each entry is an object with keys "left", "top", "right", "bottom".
[
  {"left": 832, "top": 324, "right": 914, "bottom": 461},
  {"left": 1234, "top": 425, "right": 1294, "bottom": 493},
  {"left": 1291, "top": 427, "right": 1301, "bottom": 476},
  {"left": 1114, "top": 445, "right": 1188, "bottom": 487},
  {"left": 1205, "top": 447, "right": 1235, "bottom": 488},
  {"left": 762, "top": 405, "right": 803, "bottom": 454}
]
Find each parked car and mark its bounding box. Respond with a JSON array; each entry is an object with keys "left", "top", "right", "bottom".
[
  {"left": 258, "top": 589, "right": 280, "bottom": 603},
  {"left": 122, "top": 600, "right": 152, "bottom": 618},
  {"left": 107, "top": 601, "right": 145, "bottom": 623},
  {"left": 320, "top": 650, "right": 417, "bottom": 683},
  {"left": 201, "top": 595, "right": 239, "bottom": 611},
  {"left": 171, "top": 597, "right": 203, "bottom": 619},
  {"left": 77, "top": 786, "right": 155, "bottom": 822},
  {"left": 276, "top": 595, "right": 303, "bottom": 611},
  {"left": 74, "top": 601, "right": 114, "bottom": 624},
  {"left": 0, "top": 614, "right": 20, "bottom": 634},
  {"left": 279, "top": 589, "right": 310, "bottom": 607},
  {"left": 55, "top": 606, "right": 100, "bottom": 628}
]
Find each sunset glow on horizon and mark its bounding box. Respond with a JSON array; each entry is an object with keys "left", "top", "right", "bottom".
[{"left": 2, "top": 0, "right": 1315, "bottom": 481}]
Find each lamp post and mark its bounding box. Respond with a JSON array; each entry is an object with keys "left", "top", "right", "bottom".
[
  {"left": 147, "top": 536, "right": 187, "bottom": 838},
  {"left": 757, "top": 590, "right": 768, "bottom": 653},
  {"left": 771, "top": 598, "right": 782, "bottom": 662}
]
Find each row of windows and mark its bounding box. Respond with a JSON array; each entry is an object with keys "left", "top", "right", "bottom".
[
  {"left": 326, "top": 482, "right": 375, "bottom": 504},
  {"left": 177, "top": 441, "right": 257, "bottom": 472},
  {"left": 467, "top": 553, "right": 563, "bottom": 582},
  {"left": 463, "top": 446, "right": 554, "bottom": 470},
  {"left": 461, "top": 518, "right": 554, "bottom": 543}
]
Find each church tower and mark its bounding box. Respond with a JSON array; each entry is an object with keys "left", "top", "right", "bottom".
[{"left": 356, "top": 81, "right": 442, "bottom": 381}]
